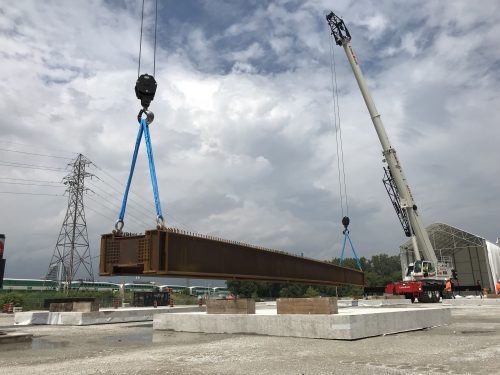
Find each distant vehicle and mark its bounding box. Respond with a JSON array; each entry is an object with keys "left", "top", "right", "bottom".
[
  {"left": 188, "top": 286, "right": 212, "bottom": 296},
  {"left": 159, "top": 284, "right": 188, "bottom": 294},
  {"left": 1, "top": 278, "right": 58, "bottom": 291},
  {"left": 212, "top": 287, "right": 230, "bottom": 298},
  {"left": 69, "top": 280, "right": 120, "bottom": 292},
  {"left": 124, "top": 282, "right": 159, "bottom": 293}
]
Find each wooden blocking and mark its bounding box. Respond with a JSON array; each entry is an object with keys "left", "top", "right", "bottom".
[
  {"left": 486, "top": 294, "right": 500, "bottom": 299},
  {"left": 206, "top": 299, "right": 256, "bottom": 314},
  {"left": 277, "top": 297, "right": 338, "bottom": 315},
  {"left": 49, "top": 301, "right": 99, "bottom": 312}
]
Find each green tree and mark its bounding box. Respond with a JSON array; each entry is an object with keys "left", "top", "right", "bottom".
[{"left": 304, "top": 286, "right": 319, "bottom": 297}]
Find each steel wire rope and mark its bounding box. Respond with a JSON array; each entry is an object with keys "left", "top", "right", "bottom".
[
  {"left": 153, "top": 0, "right": 158, "bottom": 76},
  {"left": 137, "top": 0, "right": 145, "bottom": 77},
  {"left": 137, "top": 0, "right": 158, "bottom": 77},
  {"left": 329, "top": 35, "right": 349, "bottom": 217}
]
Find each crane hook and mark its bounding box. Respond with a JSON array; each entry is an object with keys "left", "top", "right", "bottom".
[{"left": 342, "top": 216, "right": 350, "bottom": 234}]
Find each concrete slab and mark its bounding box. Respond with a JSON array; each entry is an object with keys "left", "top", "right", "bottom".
[
  {"left": 154, "top": 306, "right": 451, "bottom": 340},
  {"left": 277, "top": 297, "right": 338, "bottom": 314},
  {"left": 337, "top": 299, "right": 412, "bottom": 307},
  {"left": 14, "top": 305, "right": 205, "bottom": 326},
  {"left": 442, "top": 298, "right": 500, "bottom": 306}
]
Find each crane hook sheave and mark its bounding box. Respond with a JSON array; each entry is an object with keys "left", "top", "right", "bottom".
[{"left": 326, "top": 11, "right": 351, "bottom": 46}]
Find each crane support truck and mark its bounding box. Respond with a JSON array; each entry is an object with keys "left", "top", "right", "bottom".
[{"left": 326, "top": 12, "right": 453, "bottom": 302}]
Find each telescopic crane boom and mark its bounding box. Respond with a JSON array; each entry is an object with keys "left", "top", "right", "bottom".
[{"left": 325, "top": 12, "right": 437, "bottom": 266}]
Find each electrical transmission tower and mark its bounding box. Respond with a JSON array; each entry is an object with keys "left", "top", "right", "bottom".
[{"left": 46, "top": 154, "right": 94, "bottom": 288}]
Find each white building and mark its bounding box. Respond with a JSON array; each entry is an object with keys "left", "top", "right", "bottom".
[{"left": 400, "top": 223, "right": 500, "bottom": 292}]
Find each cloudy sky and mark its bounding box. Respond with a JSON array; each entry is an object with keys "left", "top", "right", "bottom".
[{"left": 0, "top": 0, "right": 499, "bottom": 282}]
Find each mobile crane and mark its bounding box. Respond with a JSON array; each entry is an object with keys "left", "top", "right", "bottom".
[{"left": 326, "top": 12, "right": 453, "bottom": 302}]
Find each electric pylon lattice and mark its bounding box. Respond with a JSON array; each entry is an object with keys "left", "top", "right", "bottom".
[{"left": 46, "top": 154, "right": 94, "bottom": 287}]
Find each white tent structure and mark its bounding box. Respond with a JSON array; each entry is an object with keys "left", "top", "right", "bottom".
[{"left": 400, "top": 223, "right": 500, "bottom": 292}]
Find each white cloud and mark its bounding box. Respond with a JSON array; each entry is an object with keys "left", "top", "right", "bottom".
[{"left": 0, "top": 0, "right": 499, "bottom": 280}]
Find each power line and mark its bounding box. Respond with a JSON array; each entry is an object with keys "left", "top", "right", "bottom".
[
  {"left": 0, "top": 147, "right": 74, "bottom": 160},
  {"left": 87, "top": 179, "right": 155, "bottom": 219},
  {"left": 0, "top": 161, "right": 67, "bottom": 172},
  {"left": 0, "top": 177, "right": 61, "bottom": 184},
  {"left": 0, "top": 181, "right": 64, "bottom": 188},
  {"left": 86, "top": 192, "right": 152, "bottom": 229},
  {"left": 90, "top": 164, "right": 196, "bottom": 232},
  {"left": 0, "top": 191, "right": 65, "bottom": 196},
  {"left": 0, "top": 140, "right": 77, "bottom": 156}
]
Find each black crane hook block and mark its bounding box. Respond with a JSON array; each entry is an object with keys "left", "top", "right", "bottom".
[
  {"left": 135, "top": 74, "right": 157, "bottom": 109},
  {"left": 342, "top": 216, "right": 350, "bottom": 233}
]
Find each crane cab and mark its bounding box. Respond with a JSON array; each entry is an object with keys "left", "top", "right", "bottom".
[{"left": 405, "top": 260, "right": 435, "bottom": 280}]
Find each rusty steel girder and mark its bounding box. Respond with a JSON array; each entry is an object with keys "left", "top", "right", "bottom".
[{"left": 99, "top": 228, "right": 365, "bottom": 287}]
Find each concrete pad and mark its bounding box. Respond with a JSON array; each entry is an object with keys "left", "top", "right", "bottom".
[
  {"left": 154, "top": 306, "right": 451, "bottom": 340},
  {"left": 14, "top": 305, "right": 205, "bottom": 326},
  {"left": 442, "top": 298, "right": 500, "bottom": 306},
  {"left": 337, "top": 299, "right": 412, "bottom": 307}
]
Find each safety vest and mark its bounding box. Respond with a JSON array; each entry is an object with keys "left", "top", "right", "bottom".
[
  {"left": 496, "top": 282, "right": 500, "bottom": 293},
  {"left": 445, "top": 280, "right": 452, "bottom": 292}
]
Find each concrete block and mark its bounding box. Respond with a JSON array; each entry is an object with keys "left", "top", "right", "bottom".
[
  {"left": 14, "top": 305, "right": 206, "bottom": 326},
  {"left": 277, "top": 297, "right": 338, "bottom": 314},
  {"left": 154, "top": 306, "right": 451, "bottom": 340},
  {"left": 206, "top": 299, "right": 255, "bottom": 314}
]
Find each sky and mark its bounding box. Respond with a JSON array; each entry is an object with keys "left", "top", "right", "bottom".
[{"left": 0, "top": 0, "right": 499, "bottom": 283}]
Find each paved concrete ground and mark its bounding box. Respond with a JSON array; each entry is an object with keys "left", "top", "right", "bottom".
[{"left": 0, "top": 304, "right": 499, "bottom": 375}]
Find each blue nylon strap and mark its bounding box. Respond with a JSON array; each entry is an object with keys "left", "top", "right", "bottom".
[
  {"left": 118, "top": 123, "right": 144, "bottom": 222},
  {"left": 339, "top": 231, "right": 363, "bottom": 271},
  {"left": 117, "top": 117, "right": 164, "bottom": 228},
  {"left": 340, "top": 233, "right": 348, "bottom": 264},
  {"left": 142, "top": 119, "right": 163, "bottom": 221}
]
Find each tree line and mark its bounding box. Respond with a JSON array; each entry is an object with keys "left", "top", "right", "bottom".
[{"left": 225, "top": 254, "right": 402, "bottom": 298}]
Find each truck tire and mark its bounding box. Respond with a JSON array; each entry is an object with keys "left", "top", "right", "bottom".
[{"left": 432, "top": 290, "right": 441, "bottom": 303}]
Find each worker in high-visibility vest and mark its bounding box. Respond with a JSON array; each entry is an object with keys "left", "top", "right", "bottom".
[
  {"left": 445, "top": 279, "right": 455, "bottom": 299},
  {"left": 496, "top": 279, "right": 500, "bottom": 294}
]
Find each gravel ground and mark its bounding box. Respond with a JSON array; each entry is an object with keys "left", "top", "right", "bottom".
[{"left": 0, "top": 305, "right": 499, "bottom": 375}]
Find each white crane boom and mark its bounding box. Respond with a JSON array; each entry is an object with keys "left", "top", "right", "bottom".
[{"left": 325, "top": 12, "right": 438, "bottom": 265}]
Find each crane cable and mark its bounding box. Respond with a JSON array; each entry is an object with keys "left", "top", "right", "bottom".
[
  {"left": 137, "top": 0, "right": 158, "bottom": 78},
  {"left": 116, "top": 0, "right": 163, "bottom": 233},
  {"left": 328, "top": 34, "right": 349, "bottom": 218},
  {"left": 329, "top": 34, "right": 362, "bottom": 270}
]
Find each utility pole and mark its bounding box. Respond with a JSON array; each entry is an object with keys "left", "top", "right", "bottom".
[{"left": 46, "top": 154, "right": 94, "bottom": 290}]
